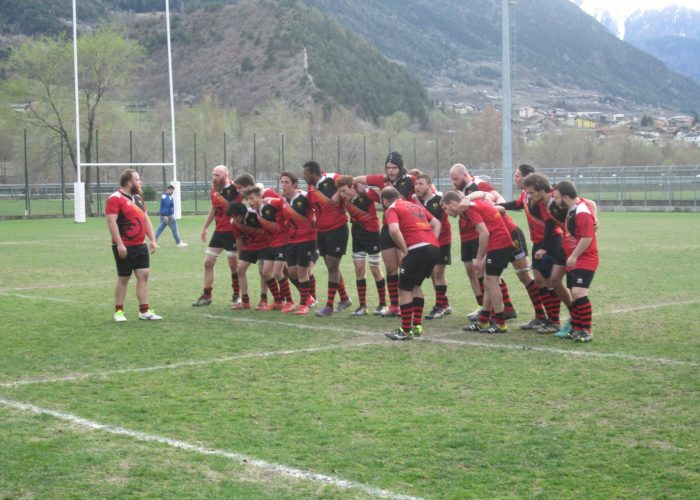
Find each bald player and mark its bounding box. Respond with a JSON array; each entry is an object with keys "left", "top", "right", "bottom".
[{"left": 192, "top": 165, "right": 241, "bottom": 307}]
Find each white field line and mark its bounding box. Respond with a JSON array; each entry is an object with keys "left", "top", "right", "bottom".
[
  {"left": 0, "top": 342, "right": 381, "bottom": 389},
  {"left": 0, "top": 397, "right": 421, "bottom": 500},
  {"left": 0, "top": 274, "right": 201, "bottom": 293},
  {"left": 596, "top": 299, "right": 700, "bottom": 316},
  {"left": 426, "top": 338, "right": 698, "bottom": 367},
  {"left": 0, "top": 237, "right": 105, "bottom": 246},
  {"left": 0, "top": 292, "right": 76, "bottom": 303},
  {"left": 199, "top": 314, "right": 698, "bottom": 367}
]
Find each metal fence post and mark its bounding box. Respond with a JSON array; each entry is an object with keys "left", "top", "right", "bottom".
[
  {"left": 620, "top": 167, "right": 625, "bottom": 206},
  {"left": 669, "top": 168, "right": 673, "bottom": 207},
  {"left": 23, "top": 128, "right": 30, "bottom": 216},
  {"left": 60, "top": 136, "right": 65, "bottom": 216},
  {"left": 194, "top": 131, "right": 198, "bottom": 214},
  {"left": 162, "top": 131, "right": 166, "bottom": 191},
  {"left": 253, "top": 133, "right": 257, "bottom": 179},
  {"left": 363, "top": 135, "right": 367, "bottom": 175},
  {"left": 413, "top": 136, "right": 417, "bottom": 169},
  {"left": 435, "top": 137, "right": 440, "bottom": 191},
  {"left": 281, "top": 133, "right": 285, "bottom": 172},
  {"left": 96, "top": 129, "right": 101, "bottom": 216}
]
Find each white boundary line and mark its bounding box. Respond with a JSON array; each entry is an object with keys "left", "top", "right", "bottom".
[
  {"left": 0, "top": 341, "right": 381, "bottom": 388},
  {"left": 0, "top": 274, "right": 201, "bottom": 293},
  {"left": 0, "top": 397, "right": 421, "bottom": 500},
  {"left": 596, "top": 299, "right": 700, "bottom": 316},
  {"left": 199, "top": 314, "right": 698, "bottom": 367},
  {"left": 0, "top": 292, "right": 76, "bottom": 303},
  {"left": 0, "top": 237, "right": 105, "bottom": 245}
]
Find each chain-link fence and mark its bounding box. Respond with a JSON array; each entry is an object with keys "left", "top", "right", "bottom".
[{"left": 1, "top": 128, "right": 699, "bottom": 217}]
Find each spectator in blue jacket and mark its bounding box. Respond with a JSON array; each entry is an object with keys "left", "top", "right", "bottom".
[{"left": 155, "top": 184, "right": 187, "bottom": 247}]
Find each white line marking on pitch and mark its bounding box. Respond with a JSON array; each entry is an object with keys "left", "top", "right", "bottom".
[
  {"left": 596, "top": 299, "right": 700, "bottom": 316},
  {"left": 0, "top": 342, "right": 381, "bottom": 389},
  {"left": 0, "top": 397, "right": 421, "bottom": 500},
  {"left": 199, "top": 314, "right": 698, "bottom": 367},
  {"left": 0, "top": 274, "right": 201, "bottom": 293},
  {"left": 426, "top": 338, "right": 697, "bottom": 366},
  {"left": 0, "top": 292, "right": 76, "bottom": 303}
]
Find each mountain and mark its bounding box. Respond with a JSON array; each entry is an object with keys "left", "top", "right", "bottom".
[
  {"left": 2, "top": 0, "right": 700, "bottom": 114},
  {"left": 571, "top": 1, "right": 700, "bottom": 84},
  {"left": 0, "top": 0, "right": 430, "bottom": 124},
  {"left": 624, "top": 6, "right": 700, "bottom": 83},
  {"left": 307, "top": 0, "right": 700, "bottom": 112}
]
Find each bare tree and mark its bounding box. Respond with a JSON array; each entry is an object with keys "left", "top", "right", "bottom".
[{"left": 3, "top": 26, "right": 145, "bottom": 214}]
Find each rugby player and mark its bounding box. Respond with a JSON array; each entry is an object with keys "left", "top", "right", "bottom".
[
  {"left": 244, "top": 186, "right": 290, "bottom": 310},
  {"left": 413, "top": 174, "right": 452, "bottom": 319},
  {"left": 279, "top": 171, "right": 317, "bottom": 315},
  {"left": 192, "top": 165, "right": 241, "bottom": 307},
  {"left": 381, "top": 187, "right": 441, "bottom": 340},
  {"left": 449, "top": 163, "right": 518, "bottom": 320},
  {"left": 442, "top": 191, "right": 512, "bottom": 333},
  {"left": 335, "top": 176, "right": 387, "bottom": 316},
  {"left": 552, "top": 181, "right": 598, "bottom": 342},
  {"left": 106, "top": 169, "right": 161, "bottom": 321},
  {"left": 303, "top": 161, "right": 353, "bottom": 317},
  {"left": 353, "top": 151, "right": 415, "bottom": 317}
]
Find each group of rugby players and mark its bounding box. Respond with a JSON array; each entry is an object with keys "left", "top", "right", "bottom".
[{"left": 191, "top": 152, "right": 599, "bottom": 343}]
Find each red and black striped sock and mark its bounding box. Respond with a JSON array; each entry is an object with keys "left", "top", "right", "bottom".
[
  {"left": 260, "top": 293, "right": 268, "bottom": 302},
  {"left": 435, "top": 285, "right": 447, "bottom": 309},
  {"left": 278, "top": 277, "right": 293, "bottom": 302},
  {"left": 242, "top": 294, "right": 250, "bottom": 305},
  {"left": 266, "top": 278, "right": 282, "bottom": 303},
  {"left": 387, "top": 274, "right": 399, "bottom": 308},
  {"left": 309, "top": 274, "right": 317, "bottom": 298},
  {"left": 572, "top": 296, "right": 592, "bottom": 333},
  {"left": 569, "top": 301, "right": 581, "bottom": 331},
  {"left": 526, "top": 280, "right": 547, "bottom": 319},
  {"left": 299, "top": 281, "right": 310, "bottom": 306},
  {"left": 338, "top": 278, "right": 350, "bottom": 302},
  {"left": 493, "top": 311, "right": 506, "bottom": 327},
  {"left": 139, "top": 303, "right": 149, "bottom": 313},
  {"left": 203, "top": 286, "right": 213, "bottom": 299},
  {"left": 400, "top": 302, "right": 413, "bottom": 333},
  {"left": 412, "top": 297, "right": 425, "bottom": 327},
  {"left": 500, "top": 279, "right": 515, "bottom": 313},
  {"left": 478, "top": 309, "right": 491, "bottom": 325},
  {"left": 231, "top": 272, "right": 240, "bottom": 296},
  {"left": 544, "top": 289, "right": 561, "bottom": 324},
  {"left": 356, "top": 279, "right": 367, "bottom": 308},
  {"left": 115, "top": 304, "right": 124, "bottom": 312},
  {"left": 376, "top": 278, "right": 387, "bottom": 306},
  {"left": 326, "top": 281, "right": 338, "bottom": 308}
]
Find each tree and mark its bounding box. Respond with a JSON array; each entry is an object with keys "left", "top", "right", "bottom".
[{"left": 3, "top": 25, "right": 145, "bottom": 214}]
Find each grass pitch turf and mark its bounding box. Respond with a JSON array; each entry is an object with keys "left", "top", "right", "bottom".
[{"left": 1, "top": 212, "right": 699, "bottom": 498}]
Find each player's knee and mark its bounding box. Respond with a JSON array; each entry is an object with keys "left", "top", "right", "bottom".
[{"left": 352, "top": 251, "right": 367, "bottom": 261}]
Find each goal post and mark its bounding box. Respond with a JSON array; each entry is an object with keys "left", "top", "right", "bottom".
[{"left": 71, "top": 0, "right": 180, "bottom": 222}]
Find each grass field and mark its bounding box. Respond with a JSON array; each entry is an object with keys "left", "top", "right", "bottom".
[{"left": 1, "top": 212, "right": 699, "bottom": 498}]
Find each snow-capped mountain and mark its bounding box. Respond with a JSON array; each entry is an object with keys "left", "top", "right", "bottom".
[{"left": 571, "top": 0, "right": 700, "bottom": 83}]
